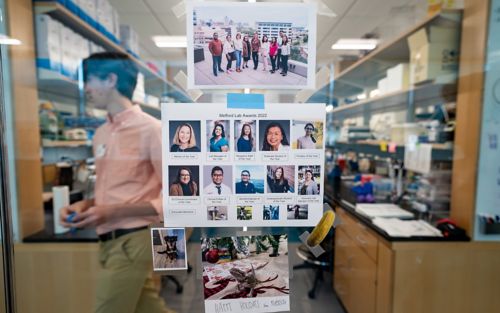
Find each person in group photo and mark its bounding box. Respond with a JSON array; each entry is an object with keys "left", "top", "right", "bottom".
[
  {"left": 269, "top": 37, "right": 278, "bottom": 74},
  {"left": 296, "top": 123, "right": 317, "bottom": 149},
  {"left": 208, "top": 32, "right": 224, "bottom": 76},
  {"left": 299, "top": 169, "right": 319, "bottom": 195},
  {"left": 277, "top": 30, "right": 284, "bottom": 71},
  {"left": 280, "top": 34, "right": 291, "bottom": 76},
  {"left": 267, "top": 166, "right": 291, "bottom": 193},
  {"left": 251, "top": 32, "right": 261, "bottom": 70},
  {"left": 235, "top": 170, "right": 256, "bottom": 194},
  {"left": 204, "top": 166, "right": 231, "bottom": 195},
  {"left": 234, "top": 33, "right": 243, "bottom": 72},
  {"left": 262, "top": 122, "right": 290, "bottom": 151},
  {"left": 169, "top": 167, "right": 199, "bottom": 196},
  {"left": 170, "top": 123, "right": 200, "bottom": 152},
  {"left": 209, "top": 123, "right": 229, "bottom": 152},
  {"left": 224, "top": 35, "right": 235, "bottom": 73},
  {"left": 242, "top": 35, "right": 251, "bottom": 69},
  {"left": 236, "top": 123, "right": 255, "bottom": 152},
  {"left": 260, "top": 35, "right": 270, "bottom": 72}
]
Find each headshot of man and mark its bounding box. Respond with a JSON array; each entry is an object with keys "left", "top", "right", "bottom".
[
  {"left": 204, "top": 166, "right": 232, "bottom": 195},
  {"left": 235, "top": 170, "right": 256, "bottom": 194}
]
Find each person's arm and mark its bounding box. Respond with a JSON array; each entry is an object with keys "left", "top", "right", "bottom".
[
  {"left": 59, "top": 198, "right": 94, "bottom": 227},
  {"left": 208, "top": 41, "right": 214, "bottom": 55}
]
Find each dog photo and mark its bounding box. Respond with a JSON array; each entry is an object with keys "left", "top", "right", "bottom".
[{"left": 151, "top": 228, "right": 188, "bottom": 271}]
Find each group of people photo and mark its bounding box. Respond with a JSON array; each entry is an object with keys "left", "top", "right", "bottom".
[
  {"left": 169, "top": 119, "right": 322, "bottom": 153},
  {"left": 208, "top": 31, "right": 292, "bottom": 77},
  {"left": 168, "top": 165, "right": 320, "bottom": 196}
]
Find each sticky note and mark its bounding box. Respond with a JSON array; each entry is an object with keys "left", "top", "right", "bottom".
[
  {"left": 380, "top": 141, "right": 388, "bottom": 152},
  {"left": 389, "top": 142, "right": 397, "bottom": 153},
  {"left": 227, "top": 93, "right": 265, "bottom": 109}
]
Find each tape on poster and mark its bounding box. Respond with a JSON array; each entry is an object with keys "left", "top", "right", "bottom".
[{"left": 227, "top": 93, "right": 265, "bottom": 109}]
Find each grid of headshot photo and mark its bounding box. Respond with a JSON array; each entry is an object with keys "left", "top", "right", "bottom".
[{"left": 162, "top": 102, "right": 326, "bottom": 228}]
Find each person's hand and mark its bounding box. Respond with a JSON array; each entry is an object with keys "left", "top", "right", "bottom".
[
  {"left": 221, "top": 145, "right": 229, "bottom": 152},
  {"left": 59, "top": 200, "right": 92, "bottom": 228},
  {"left": 66, "top": 205, "right": 109, "bottom": 229}
]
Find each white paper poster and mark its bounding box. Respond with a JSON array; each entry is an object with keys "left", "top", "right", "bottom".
[{"left": 162, "top": 102, "right": 325, "bottom": 227}]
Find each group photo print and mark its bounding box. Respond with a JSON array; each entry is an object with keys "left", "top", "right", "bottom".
[{"left": 187, "top": 1, "right": 316, "bottom": 89}]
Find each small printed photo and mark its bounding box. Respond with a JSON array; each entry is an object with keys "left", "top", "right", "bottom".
[
  {"left": 188, "top": 0, "right": 317, "bottom": 91},
  {"left": 151, "top": 228, "right": 187, "bottom": 271},
  {"left": 287, "top": 204, "right": 308, "bottom": 220},
  {"left": 206, "top": 120, "right": 230, "bottom": 152},
  {"left": 203, "top": 165, "right": 232, "bottom": 195},
  {"left": 235, "top": 165, "right": 265, "bottom": 194},
  {"left": 207, "top": 206, "right": 228, "bottom": 221},
  {"left": 201, "top": 234, "right": 290, "bottom": 302},
  {"left": 169, "top": 120, "right": 202, "bottom": 152},
  {"left": 266, "top": 165, "right": 295, "bottom": 193},
  {"left": 168, "top": 166, "right": 200, "bottom": 196},
  {"left": 234, "top": 120, "right": 257, "bottom": 152},
  {"left": 297, "top": 165, "right": 321, "bottom": 195},
  {"left": 237, "top": 206, "right": 253, "bottom": 220},
  {"left": 263, "top": 205, "right": 279, "bottom": 220},
  {"left": 259, "top": 120, "right": 291, "bottom": 152},
  {"left": 291, "top": 120, "right": 324, "bottom": 149}
]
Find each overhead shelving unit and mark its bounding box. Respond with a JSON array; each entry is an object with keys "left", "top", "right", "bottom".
[{"left": 33, "top": 0, "right": 191, "bottom": 103}]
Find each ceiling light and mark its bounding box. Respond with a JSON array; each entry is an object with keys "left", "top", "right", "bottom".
[
  {"left": 248, "top": 0, "right": 257, "bottom": 3},
  {"left": 153, "top": 36, "right": 187, "bottom": 48},
  {"left": 0, "top": 35, "right": 21, "bottom": 45},
  {"left": 331, "top": 39, "right": 378, "bottom": 50}
]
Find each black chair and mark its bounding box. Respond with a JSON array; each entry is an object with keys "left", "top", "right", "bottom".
[
  {"left": 293, "top": 232, "right": 334, "bottom": 299},
  {"left": 161, "top": 263, "right": 192, "bottom": 294}
]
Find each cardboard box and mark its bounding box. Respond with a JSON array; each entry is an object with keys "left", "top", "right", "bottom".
[
  {"left": 120, "top": 24, "right": 139, "bottom": 54},
  {"left": 407, "top": 27, "right": 460, "bottom": 85},
  {"left": 377, "top": 77, "right": 388, "bottom": 95},
  {"left": 35, "top": 15, "right": 62, "bottom": 72},
  {"left": 386, "top": 63, "right": 410, "bottom": 93}
]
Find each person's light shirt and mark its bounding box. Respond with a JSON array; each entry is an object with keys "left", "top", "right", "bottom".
[
  {"left": 234, "top": 38, "right": 243, "bottom": 51},
  {"left": 204, "top": 182, "right": 232, "bottom": 195},
  {"left": 93, "top": 105, "right": 162, "bottom": 235}
]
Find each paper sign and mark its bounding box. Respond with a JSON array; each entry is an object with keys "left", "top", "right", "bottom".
[
  {"left": 202, "top": 234, "right": 290, "bottom": 313},
  {"left": 162, "top": 102, "right": 326, "bottom": 227},
  {"left": 404, "top": 143, "right": 432, "bottom": 174}
]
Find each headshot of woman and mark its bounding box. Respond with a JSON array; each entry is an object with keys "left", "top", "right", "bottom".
[
  {"left": 169, "top": 167, "right": 199, "bottom": 196},
  {"left": 209, "top": 123, "right": 229, "bottom": 152},
  {"left": 170, "top": 123, "right": 200, "bottom": 152},
  {"left": 297, "top": 123, "right": 317, "bottom": 149},
  {"left": 262, "top": 122, "right": 290, "bottom": 151},
  {"left": 237, "top": 123, "right": 254, "bottom": 152},
  {"left": 299, "top": 169, "right": 319, "bottom": 195},
  {"left": 267, "top": 166, "right": 291, "bottom": 193}
]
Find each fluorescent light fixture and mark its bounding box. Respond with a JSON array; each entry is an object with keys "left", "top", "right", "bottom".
[
  {"left": 248, "top": 0, "right": 257, "bottom": 3},
  {"left": 0, "top": 35, "right": 21, "bottom": 45},
  {"left": 331, "top": 39, "right": 378, "bottom": 50},
  {"left": 153, "top": 36, "right": 187, "bottom": 48}
]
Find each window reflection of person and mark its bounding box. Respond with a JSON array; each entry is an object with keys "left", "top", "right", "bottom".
[
  {"left": 299, "top": 169, "right": 319, "bottom": 195},
  {"left": 209, "top": 123, "right": 229, "bottom": 152},
  {"left": 169, "top": 167, "right": 198, "bottom": 196},
  {"left": 294, "top": 204, "right": 300, "bottom": 219},
  {"left": 262, "top": 122, "right": 290, "bottom": 151},
  {"left": 170, "top": 123, "right": 200, "bottom": 152},
  {"left": 267, "top": 166, "right": 290, "bottom": 193},
  {"left": 237, "top": 123, "right": 254, "bottom": 152},
  {"left": 235, "top": 170, "right": 256, "bottom": 194},
  {"left": 297, "top": 123, "right": 317, "bottom": 149}
]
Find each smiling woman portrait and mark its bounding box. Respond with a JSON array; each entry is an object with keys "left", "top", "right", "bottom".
[
  {"left": 170, "top": 122, "right": 200, "bottom": 152},
  {"left": 261, "top": 121, "right": 290, "bottom": 151}
]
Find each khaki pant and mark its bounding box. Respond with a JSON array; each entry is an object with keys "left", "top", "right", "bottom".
[{"left": 94, "top": 228, "right": 173, "bottom": 313}]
